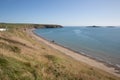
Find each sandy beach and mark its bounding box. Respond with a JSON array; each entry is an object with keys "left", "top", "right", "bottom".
[{"left": 27, "top": 28, "right": 120, "bottom": 77}]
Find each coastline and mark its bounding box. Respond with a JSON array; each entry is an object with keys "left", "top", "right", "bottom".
[{"left": 27, "top": 28, "right": 120, "bottom": 77}]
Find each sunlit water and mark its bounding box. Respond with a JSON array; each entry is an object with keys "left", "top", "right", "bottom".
[{"left": 34, "top": 27, "right": 120, "bottom": 68}]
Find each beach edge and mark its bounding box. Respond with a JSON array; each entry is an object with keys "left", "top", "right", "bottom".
[{"left": 27, "top": 28, "right": 120, "bottom": 77}]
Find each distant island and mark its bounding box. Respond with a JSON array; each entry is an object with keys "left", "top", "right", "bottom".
[
  {"left": 86, "top": 25, "right": 118, "bottom": 28},
  {"left": 86, "top": 25, "right": 101, "bottom": 28},
  {"left": 106, "top": 26, "right": 115, "bottom": 28}
]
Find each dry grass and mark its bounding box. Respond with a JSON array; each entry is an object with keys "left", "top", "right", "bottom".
[{"left": 0, "top": 28, "right": 120, "bottom": 80}]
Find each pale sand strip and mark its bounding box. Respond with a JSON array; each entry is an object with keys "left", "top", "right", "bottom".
[{"left": 27, "top": 29, "right": 120, "bottom": 77}]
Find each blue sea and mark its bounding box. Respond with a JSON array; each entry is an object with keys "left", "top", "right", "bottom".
[{"left": 34, "top": 27, "right": 120, "bottom": 68}]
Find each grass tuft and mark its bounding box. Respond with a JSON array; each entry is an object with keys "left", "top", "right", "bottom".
[
  {"left": 44, "top": 54, "right": 61, "bottom": 63},
  {"left": 10, "top": 46, "right": 21, "bottom": 53},
  {"left": 0, "top": 56, "right": 8, "bottom": 67},
  {"left": 0, "top": 42, "right": 21, "bottom": 53}
]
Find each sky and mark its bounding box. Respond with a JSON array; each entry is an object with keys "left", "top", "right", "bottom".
[{"left": 0, "top": 0, "right": 120, "bottom": 26}]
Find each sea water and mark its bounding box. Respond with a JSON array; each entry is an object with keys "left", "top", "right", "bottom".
[{"left": 34, "top": 27, "right": 120, "bottom": 68}]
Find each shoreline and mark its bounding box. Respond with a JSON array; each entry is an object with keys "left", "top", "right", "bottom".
[{"left": 27, "top": 28, "right": 120, "bottom": 77}]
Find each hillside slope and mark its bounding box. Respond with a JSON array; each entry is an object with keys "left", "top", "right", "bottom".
[{"left": 0, "top": 28, "right": 120, "bottom": 80}]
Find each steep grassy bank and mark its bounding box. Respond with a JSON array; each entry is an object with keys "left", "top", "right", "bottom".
[{"left": 0, "top": 27, "right": 120, "bottom": 80}]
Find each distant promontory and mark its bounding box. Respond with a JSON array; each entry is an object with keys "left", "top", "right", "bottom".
[{"left": 0, "top": 23, "right": 63, "bottom": 29}]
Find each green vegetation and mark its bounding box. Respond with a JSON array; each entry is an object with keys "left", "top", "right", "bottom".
[
  {"left": 0, "top": 25, "right": 120, "bottom": 80},
  {"left": 44, "top": 55, "right": 61, "bottom": 63},
  {"left": 0, "top": 23, "right": 62, "bottom": 29}
]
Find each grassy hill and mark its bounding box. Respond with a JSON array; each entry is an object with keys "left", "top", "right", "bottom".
[
  {"left": 0, "top": 24, "right": 120, "bottom": 80},
  {"left": 0, "top": 23, "right": 62, "bottom": 29}
]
